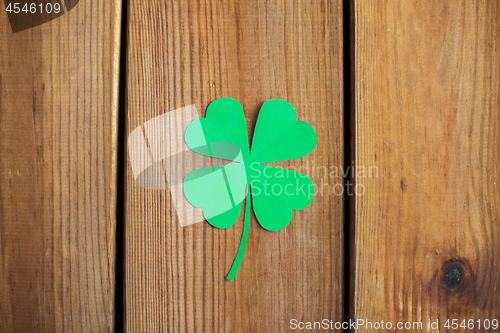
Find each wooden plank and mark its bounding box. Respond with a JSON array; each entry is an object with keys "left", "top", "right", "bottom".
[
  {"left": 352, "top": 0, "right": 500, "bottom": 331},
  {"left": 125, "top": 0, "right": 344, "bottom": 331},
  {"left": 0, "top": 1, "right": 121, "bottom": 332}
]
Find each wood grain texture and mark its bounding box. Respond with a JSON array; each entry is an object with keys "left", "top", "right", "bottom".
[
  {"left": 125, "top": 0, "right": 344, "bottom": 331},
  {"left": 0, "top": 1, "right": 121, "bottom": 332},
  {"left": 352, "top": 1, "right": 500, "bottom": 331}
]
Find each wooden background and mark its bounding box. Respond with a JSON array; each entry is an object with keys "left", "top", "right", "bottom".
[
  {"left": 0, "top": 0, "right": 121, "bottom": 332},
  {"left": 352, "top": 1, "right": 500, "bottom": 332},
  {"left": 1, "top": 0, "right": 499, "bottom": 332},
  {"left": 125, "top": 0, "right": 344, "bottom": 332}
]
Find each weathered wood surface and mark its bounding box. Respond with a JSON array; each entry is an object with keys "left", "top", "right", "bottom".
[
  {"left": 352, "top": 1, "right": 500, "bottom": 331},
  {"left": 125, "top": 0, "right": 344, "bottom": 331},
  {"left": 0, "top": 1, "right": 121, "bottom": 331}
]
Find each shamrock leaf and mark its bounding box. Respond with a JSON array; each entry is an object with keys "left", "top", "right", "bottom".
[{"left": 183, "top": 98, "right": 316, "bottom": 280}]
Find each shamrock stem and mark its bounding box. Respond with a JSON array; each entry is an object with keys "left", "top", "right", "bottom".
[{"left": 226, "top": 191, "right": 251, "bottom": 281}]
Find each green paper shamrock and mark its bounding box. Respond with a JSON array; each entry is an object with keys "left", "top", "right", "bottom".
[{"left": 183, "top": 98, "right": 316, "bottom": 280}]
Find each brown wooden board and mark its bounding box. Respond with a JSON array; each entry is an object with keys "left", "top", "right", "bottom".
[
  {"left": 125, "top": 0, "right": 344, "bottom": 331},
  {"left": 0, "top": 1, "right": 121, "bottom": 331},
  {"left": 352, "top": 1, "right": 500, "bottom": 331}
]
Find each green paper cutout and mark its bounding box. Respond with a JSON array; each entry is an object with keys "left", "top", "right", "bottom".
[{"left": 183, "top": 98, "right": 317, "bottom": 280}]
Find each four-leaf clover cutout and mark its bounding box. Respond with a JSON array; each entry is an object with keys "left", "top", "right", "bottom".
[{"left": 183, "top": 98, "right": 316, "bottom": 280}]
